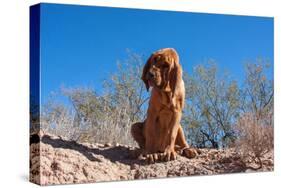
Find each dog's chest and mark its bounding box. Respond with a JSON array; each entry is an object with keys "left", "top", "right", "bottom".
[
  {"left": 151, "top": 90, "right": 174, "bottom": 109},
  {"left": 150, "top": 91, "right": 174, "bottom": 124}
]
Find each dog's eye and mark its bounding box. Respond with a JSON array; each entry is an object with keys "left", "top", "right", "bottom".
[
  {"left": 162, "top": 63, "right": 169, "bottom": 68},
  {"left": 154, "top": 56, "right": 161, "bottom": 63}
]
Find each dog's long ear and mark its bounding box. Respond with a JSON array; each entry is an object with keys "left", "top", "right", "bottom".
[
  {"left": 169, "top": 53, "right": 182, "bottom": 97},
  {"left": 142, "top": 54, "right": 153, "bottom": 91}
]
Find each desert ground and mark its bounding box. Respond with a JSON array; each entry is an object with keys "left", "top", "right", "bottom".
[{"left": 30, "top": 132, "right": 273, "bottom": 185}]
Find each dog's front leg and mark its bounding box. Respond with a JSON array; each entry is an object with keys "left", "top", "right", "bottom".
[
  {"left": 161, "top": 110, "right": 181, "bottom": 161},
  {"left": 142, "top": 107, "right": 161, "bottom": 163}
]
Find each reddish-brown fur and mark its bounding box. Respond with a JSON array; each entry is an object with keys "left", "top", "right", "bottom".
[{"left": 131, "top": 48, "right": 197, "bottom": 162}]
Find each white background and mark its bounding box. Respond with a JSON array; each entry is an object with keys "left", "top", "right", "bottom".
[{"left": 0, "top": 0, "right": 280, "bottom": 187}]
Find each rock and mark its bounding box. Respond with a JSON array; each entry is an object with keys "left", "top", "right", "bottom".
[
  {"left": 104, "top": 143, "right": 112, "bottom": 147},
  {"left": 96, "top": 143, "right": 104, "bottom": 147},
  {"left": 120, "top": 175, "right": 126, "bottom": 180},
  {"left": 221, "top": 157, "right": 232, "bottom": 164},
  {"left": 245, "top": 169, "right": 256, "bottom": 173},
  {"left": 263, "top": 159, "right": 273, "bottom": 166},
  {"left": 38, "top": 130, "right": 44, "bottom": 138},
  {"left": 130, "top": 164, "right": 138, "bottom": 170}
]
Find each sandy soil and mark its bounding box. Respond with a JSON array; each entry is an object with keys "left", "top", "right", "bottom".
[{"left": 30, "top": 133, "right": 273, "bottom": 185}]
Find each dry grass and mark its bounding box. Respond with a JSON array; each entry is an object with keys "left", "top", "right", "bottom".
[
  {"left": 40, "top": 100, "right": 137, "bottom": 146},
  {"left": 235, "top": 112, "right": 273, "bottom": 169}
]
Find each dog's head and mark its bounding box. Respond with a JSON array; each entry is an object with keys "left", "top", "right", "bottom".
[{"left": 142, "top": 48, "right": 182, "bottom": 96}]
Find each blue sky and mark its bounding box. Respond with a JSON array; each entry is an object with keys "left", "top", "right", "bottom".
[{"left": 39, "top": 3, "right": 273, "bottom": 104}]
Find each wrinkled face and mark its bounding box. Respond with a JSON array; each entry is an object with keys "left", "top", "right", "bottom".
[{"left": 145, "top": 54, "right": 172, "bottom": 89}]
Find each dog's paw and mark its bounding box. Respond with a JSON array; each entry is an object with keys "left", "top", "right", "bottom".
[
  {"left": 144, "top": 153, "right": 161, "bottom": 163},
  {"left": 160, "top": 147, "right": 177, "bottom": 161},
  {"left": 182, "top": 148, "right": 197, "bottom": 159}
]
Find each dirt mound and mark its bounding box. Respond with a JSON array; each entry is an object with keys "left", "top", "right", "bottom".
[{"left": 30, "top": 133, "right": 273, "bottom": 185}]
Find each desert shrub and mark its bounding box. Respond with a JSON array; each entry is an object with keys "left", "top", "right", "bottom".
[
  {"left": 234, "top": 60, "right": 273, "bottom": 168},
  {"left": 40, "top": 52, "right": 148, "bottom": 146},
  {"left": 60, "top": 87, "right": 137, "bottom": 145},
  {"left": 235, "top": 112, "right": 273, "bottom": 169},
  {"left": 183, "top": 62, "right": 240, "bottom": 148},
  {"left": 183, "top": 59, "right": 273, "bottom": 150},
  {"left": 41, "top": 99, "right": 79, "bottom": 140},
  {"left": 240, "top": 59, "right": 273, "bottom": 117}
]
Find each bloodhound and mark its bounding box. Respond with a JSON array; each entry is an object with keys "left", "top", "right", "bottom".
[{"left": 131, "top": 48, "right": 197, "bottom": 162}]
